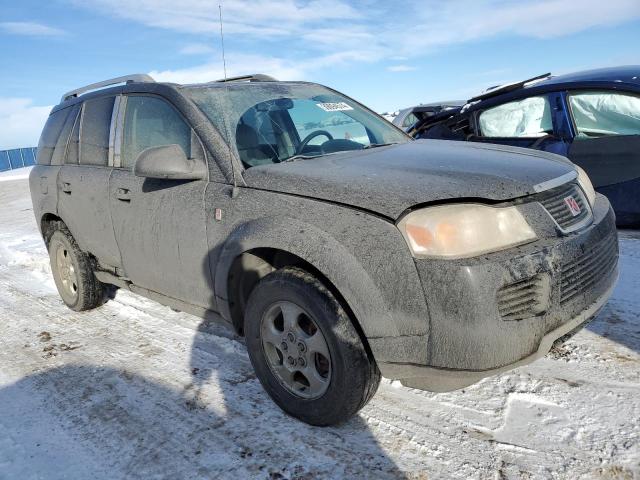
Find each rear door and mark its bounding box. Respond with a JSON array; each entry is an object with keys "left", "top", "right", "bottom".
[
  {"left": 565, "top": 90, "right": 640, "bottom": 224},
  {"left": 57, "top": 95, "right": 121, "bottom": 268},
  {"left": 30, "top": 105, "right": 79, "bottom": 227},
  {"left": 108, "top": 94, "right": 212, "bottom": 308}
]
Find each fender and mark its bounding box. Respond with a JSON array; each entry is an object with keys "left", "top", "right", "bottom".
[{"left": 213, "top": 215, "right": 432, "bottom": 365}]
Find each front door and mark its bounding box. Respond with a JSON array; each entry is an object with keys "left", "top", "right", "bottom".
[{"left": 109, "top": 94, "right": 212, "bottom": 308}]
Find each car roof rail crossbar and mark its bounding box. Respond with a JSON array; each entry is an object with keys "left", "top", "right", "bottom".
[
  {"left": 61, "top": 74, "right": 155, "bottom": 102},
  {"left": 467, "top": 72, "right": 551, "bottom": 103},
  {"left": 214, "top": 73, "right": 278, "bottom": 83}
]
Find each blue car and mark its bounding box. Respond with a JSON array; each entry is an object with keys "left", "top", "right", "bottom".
[{"left": 412, "top": 66, "right": 640, "bottom": 226}]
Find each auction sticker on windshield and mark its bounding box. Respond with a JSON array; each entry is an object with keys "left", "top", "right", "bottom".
[{"left": 316, "top": 102, "right": 354, "bottom": 112}]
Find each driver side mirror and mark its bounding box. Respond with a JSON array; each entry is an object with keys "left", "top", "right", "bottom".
[{"left": 133, "top": 144, "right": 207, "bottom": 180}]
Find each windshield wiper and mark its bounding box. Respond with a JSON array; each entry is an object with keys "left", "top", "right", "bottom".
[
  {"left": 280, "top": 150, "right": 349, "bottom": 163},
  {"left": 280, "top": 144, "right": 397, "bottom": 163},
  {"left": 362, "top": 142, "right": 399, "bottom": 149},
  {"left": 280, "top": 153, "right": 326, "bottom": 163}
]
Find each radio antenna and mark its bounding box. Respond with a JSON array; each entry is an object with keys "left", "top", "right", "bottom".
[
  {"left": 218, "top": 3, "right": 239, "bottom": 197},
  {"left": 218, "top": 4, "right": 228, "bottom": 83}
]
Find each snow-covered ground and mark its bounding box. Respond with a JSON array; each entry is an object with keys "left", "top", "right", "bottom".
[{"left": 0, "top": 174, "right": 638, "bottom": 480}]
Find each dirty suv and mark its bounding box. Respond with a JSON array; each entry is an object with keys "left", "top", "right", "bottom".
[{"left": 30, "top": 73, "right": 618, "bottom": 426}]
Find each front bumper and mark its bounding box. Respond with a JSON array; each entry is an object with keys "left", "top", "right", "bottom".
[{"left": 379, "top": 193, "right": 618, "bottom": 391}]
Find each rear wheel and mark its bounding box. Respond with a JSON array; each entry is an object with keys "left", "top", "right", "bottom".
[
  {"left": 244, "top": 267, "right": 380, "bottom": 426},
  {"left": 48, "top": 227, "right": 106, "bottom": 311}
]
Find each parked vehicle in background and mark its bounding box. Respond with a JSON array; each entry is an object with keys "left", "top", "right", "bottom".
[
  {"left": 31, "top": 73, "right": 617, "bottom": 426},
  {"left": 393, "top": 101, "right": 464, "bottom": 131},
  {"left": 411, "top": 67, "right": 640, "bottom": 226}
]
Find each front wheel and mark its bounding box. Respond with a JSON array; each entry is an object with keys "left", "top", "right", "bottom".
[{"left": 244, "top": 267, "right": 380, "bottom": 426}]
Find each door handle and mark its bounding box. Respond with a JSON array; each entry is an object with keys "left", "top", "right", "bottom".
[
  {"left": 115, "top": 188, "right": 131, "bottom": 202},
  {"left": 61, "top": 182, "right": 72, "bottom": 194}
]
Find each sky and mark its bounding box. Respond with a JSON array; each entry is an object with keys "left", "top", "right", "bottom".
[{"left": 1, "top": 0, "right": 639, "bottom": 149}]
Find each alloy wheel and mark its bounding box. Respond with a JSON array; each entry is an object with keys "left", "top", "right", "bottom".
[
  {"left": 55, "top": 244, "right": 78, "bottom": 301},
  {"left": 260, "top": 301, "right": 331, "bottom": 399}
]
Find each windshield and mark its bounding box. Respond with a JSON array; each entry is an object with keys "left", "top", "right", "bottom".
[{"left": 186, "top": 82, "right": 409, "bottom": 167}]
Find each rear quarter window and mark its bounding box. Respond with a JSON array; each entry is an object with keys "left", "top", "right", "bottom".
[{"left": 37, "top": 107, "right": 74, "bottom": 165}]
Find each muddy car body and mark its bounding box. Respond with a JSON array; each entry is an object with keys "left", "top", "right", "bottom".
[{"left": 30, "top": 74, "right": 618, "bottom": 425}]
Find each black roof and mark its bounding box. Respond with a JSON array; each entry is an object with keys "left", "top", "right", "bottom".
[{"left": 534, "top": 65, "right": 640, "bottom": 88}]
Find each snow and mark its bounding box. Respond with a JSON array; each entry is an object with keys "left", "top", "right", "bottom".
[
  {"left": 0, "top": 175, "right": 638, "bottom": 479},
  {"left": 0, "top": 166, "right": 33, "bottom": 182}
]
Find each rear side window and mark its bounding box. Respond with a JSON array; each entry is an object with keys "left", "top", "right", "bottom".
[
  {"left": 478, "top": 96, "right": 553, "bottom": 137},
  {"left": 121, "top": 95, "right": 192, "bottom": 168},
  {"left": 80, "top": 96, "right": 116, "bottom": 166},
  {"left": 37, "top": 107, "right": 75, "bottom": 165},
  {"left": 569, "top": 91, "right": 640, "bottom": 137}
]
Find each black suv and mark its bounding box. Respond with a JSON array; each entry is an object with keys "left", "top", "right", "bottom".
[{"left": 30, "top": 74, "right": 618, "bottom": 425}]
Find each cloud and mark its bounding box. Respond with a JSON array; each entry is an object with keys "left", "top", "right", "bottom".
[
  {"left": 179, "top": 43, "right": 216, "bottom": 55},
  {"left": 387, "top": 65, "right": 416, "bottom": 72},
  {"left": 150, "top": 50, "right": 380, "bottom": 84},
  {"left": 71, "top": 0, "right": 360, "bottom": 37},
  {"left": 73, "top": 0, "right": 640, "bottom": 75},
  {"left": 0, "top": 21, "right": 67, "bottom": 37},
  {"left": 0, "top": 99, "right": 51, "bottom": 149},
  {"left": 390, "top": 0, "right": 640, "bottom": 56},
  {"left": 150, "top": 54, "right": 304, "bottom": 83}
]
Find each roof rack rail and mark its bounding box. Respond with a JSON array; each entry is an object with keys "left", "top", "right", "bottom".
[
  {"left": 61, "top": 74, "right": 155, "bottom": 102},
  {"left": 214, "top": 73, "right": 278, "bottom": 83}
]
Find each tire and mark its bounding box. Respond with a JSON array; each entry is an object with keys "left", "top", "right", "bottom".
[
  {"left": 48, "top": 225, "right": 107, "bottom": 311},
  {"left": 244, "top": 267, "right": 381, "bottom": 426}
]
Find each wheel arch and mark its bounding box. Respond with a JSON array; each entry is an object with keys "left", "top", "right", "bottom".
[
  {"left": 213, "top": 217, "right": 397, "bottom": 352},
  {"left": 40, "top": 212, "right": 64, "bottom": 247}
]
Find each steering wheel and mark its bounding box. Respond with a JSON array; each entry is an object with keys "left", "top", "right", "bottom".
[{"left": 296, "top": 130, "right": 334, "bottom": 155}]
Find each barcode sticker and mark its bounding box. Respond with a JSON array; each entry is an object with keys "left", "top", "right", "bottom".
[{"left": 316, "top": 102, "right": 353, "bottom": 112}]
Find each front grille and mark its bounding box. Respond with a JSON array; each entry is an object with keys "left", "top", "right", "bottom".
[
  {"left": 540, "top": 183, "right": 591, "bottom": 231},
  {"left": 560, "top": 234, "right": 618, "bottom": 305},
  {"left": 497, "top": 274, "right": 549, "bottom": 321}
]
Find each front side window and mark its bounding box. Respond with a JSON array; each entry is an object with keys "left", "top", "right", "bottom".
[
  {"left": 186, "top": 83, "right": 409, "bottom": 168},
  {"left": 80, "top": 96, "right": 115, "bottom": 166},
  {"left": 568, "top": 91, "right": 640, "bottom": 137},
  {"left": 121, "top": 96, "right": 192, "bottom": 168},
  {"left": 478, "top": 96, "right": 553, "bottom": 138}
]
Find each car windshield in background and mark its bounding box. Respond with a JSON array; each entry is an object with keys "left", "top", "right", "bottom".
[{"left": 186, "top": 83, "right": 409, "bottom": 167}]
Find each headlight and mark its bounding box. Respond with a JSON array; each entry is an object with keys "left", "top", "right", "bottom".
[
  {"left": 398, "top": 204, "right": 537, "bottom": 259},
  {"left": 576, "top": 165, "right": 596, "bottom": 207}
]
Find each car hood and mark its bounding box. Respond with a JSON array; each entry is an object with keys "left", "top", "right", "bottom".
[{"left": 242, "top": 140, "right": 575, "bottom": 219}]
